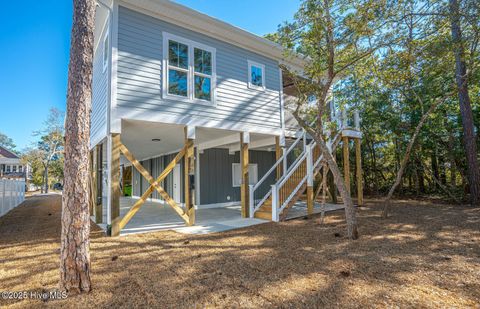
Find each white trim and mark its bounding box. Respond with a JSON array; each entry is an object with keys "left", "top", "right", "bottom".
[
  {"left": 232, "top": 163, "right": 258, "bottom": 187},
  {"left": 195, "top": 201, "right": 240, "bottom": 209},
  {"left": 162, "top": 32, "right": 217, "bottom": 106},
  {"left": 116, "top": 107, "right": 283, "bottom": 136},
  {"left": 247, "top": 60, "right": 266, "bottom": 91},
  {"left": 110, "top": 1, "right": 119, "bottom": 134},
  {"left": 102, "top": 29, "right": 109, "bottom": 73}
]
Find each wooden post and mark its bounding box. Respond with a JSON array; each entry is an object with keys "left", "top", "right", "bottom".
[
  {"left": 95, "top": 144, "right": 103, "bottom": 224},
  {"left": 240, "top": 132, "right": 250, "bottom": 218},
  {"left": 343, "top": 136, "right": 350, "bottom": 194},
  {"left": 306, "top": 145, "right": 314, "bottom": 216},
  {"left": 306, "top": 186, "right": 314, "bottom": 216},
  {"left": 355, "top": 138, "right": 363, "bottom": 206},
  {"left": 275, "top": 136, "right": 283, "bottom": 180},
  {"left": 110, "top": 134, "right": 121, "bottom": 236},
  {"left": 184, "top": 126, "right": 195, "bottom": 226}
]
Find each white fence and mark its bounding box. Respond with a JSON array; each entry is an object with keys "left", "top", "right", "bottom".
[{"left": 0, "top": 179, "right": 25, "bottom": 217}]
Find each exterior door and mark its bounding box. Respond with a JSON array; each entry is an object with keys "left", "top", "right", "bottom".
[{"left": 173, "top": 163, "right": 181, "bottom": 204}]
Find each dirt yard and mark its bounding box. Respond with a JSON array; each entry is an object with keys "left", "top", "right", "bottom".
[{"left": 0, "top": 195, "right": 479, "bottom": 308}]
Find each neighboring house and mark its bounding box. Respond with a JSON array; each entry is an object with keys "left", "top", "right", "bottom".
[
  {"left": 91, "top": 0, "right": 362, "bottom": 236},
  {"left": 0, "top": 146, "right": 29, "bottom": 181}
]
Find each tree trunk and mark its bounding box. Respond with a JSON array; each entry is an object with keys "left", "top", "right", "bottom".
[
  {"left": 449, "top": 0, "right": 480, "bottom": 206},
  {"left": 60, "top": 0, "right": 96, "bottom": 293},
  {"left": 293, "top": 114, "right": 358, "bottom": 239},
  {"left": 44, "top": 163, "right": 49, "bottom": 193},
  {"left": 383, "top": 98, "right": 445, "bottom": 218}
]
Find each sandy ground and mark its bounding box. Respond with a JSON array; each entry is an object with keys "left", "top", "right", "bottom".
[{"left": 0, "top": 194, "right": 479, "bottom": 308}]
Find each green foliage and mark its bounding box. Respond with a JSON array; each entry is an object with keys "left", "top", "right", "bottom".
[{"left": 270, "top": 0, "right": 479, "bottom": 201}]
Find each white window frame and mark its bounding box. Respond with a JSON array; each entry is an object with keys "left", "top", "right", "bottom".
[
  {"left": 247, "top": 60, "right": 266, "bottom": 91},
  {"left": 162, "top": 32, "right": 217, "bottom": 106},
  {"left": 232, "top": 163, "right": 258, "bottom": 187},
  {"left": 102, "top": 29, "right": 109, "bottom": 73}
]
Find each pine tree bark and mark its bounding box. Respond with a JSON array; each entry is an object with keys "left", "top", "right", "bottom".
[
  {"left": 60, "top": 0, "right": 96, "bottom": 293},
  {"left": 449, "top": 0, "right": 480, "bottom": 206}
]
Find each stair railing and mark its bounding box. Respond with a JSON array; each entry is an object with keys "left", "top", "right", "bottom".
[{"left": 249, "top": 129, "right": 307, "bottom": 218}]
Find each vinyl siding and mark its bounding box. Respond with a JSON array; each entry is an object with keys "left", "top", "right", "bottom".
[
  {"left": 132, "top": 153, "right": 184, "bottom": 203},
  {"left": 199, "top": 148, "right": 276, "bottom": 205},
  {"left": 91, "top": 24, "right": 108, "bottom": 146},
  {"left": 131, "top": 148, "right": 275, "bottom": 206},
  {"left": 117, "top": 6, "right": 282, "bottom": 130}
]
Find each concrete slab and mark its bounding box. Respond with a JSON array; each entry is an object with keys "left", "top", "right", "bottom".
[{"left": 119, "top": 198, "right": 267, "bottom": 236}]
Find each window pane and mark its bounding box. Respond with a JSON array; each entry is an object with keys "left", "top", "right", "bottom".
[
  {"left": 251, "top": 65, "right": 263, "bottom": 87},
  {"left": 194, "top": 75, "right": 211, "bottom": 101},
  {"left": 194, "top": 48, "right": 212, "bottom": 75},
  {"left": 168, "top": 69, "right": 188, "bottom": 97},
  {"left": 168, "top": 40, "right": 188, "bottom": 69}
]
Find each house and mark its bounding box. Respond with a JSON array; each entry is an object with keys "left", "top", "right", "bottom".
[
  {"left": 91, "top": 0, "right": 362, "bottom": 236},
  {"left": 0, "top": 146, "right": 29, "bottom": 181}
]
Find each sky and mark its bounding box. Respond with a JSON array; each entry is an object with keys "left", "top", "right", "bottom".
[{"left": 0, "top": 0, "right": 299, "bottom": 151}]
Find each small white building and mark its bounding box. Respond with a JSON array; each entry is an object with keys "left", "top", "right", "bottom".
[{"left": 0, "top": 146, "right": 28, "bottom": 180}]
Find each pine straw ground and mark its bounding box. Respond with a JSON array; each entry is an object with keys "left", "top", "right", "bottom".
[{"left": 0, "top": 195, "right": 479, "bottom": 308}]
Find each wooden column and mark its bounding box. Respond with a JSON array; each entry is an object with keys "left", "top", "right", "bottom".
[
  {"left": 355, "top": 138, "right": 363, "bottom": 206},
  {"left": 240, "top": 132, "right": 250, "bottom": 218},
  {"left": 184, "top": 126, "right": 195, "bottom": 226},
  {"left": 110, "top": 134, "right": 121, "bottom": 236},
  {"left": 275, "top": 136, "right": 283, "bottom": 180},
  {"left": 95, "top": 144, "right": 103, "bottom": 224},
  {"left": 306, "top": 146, "right": 314, "bottom": 216},
  {"left": 342, "top": 136, "right": 350, "bottom": 194}
]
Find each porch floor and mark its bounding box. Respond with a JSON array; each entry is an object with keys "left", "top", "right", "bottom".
[{"left": 119, "top": 197, "right": 266, "bottom": 236}]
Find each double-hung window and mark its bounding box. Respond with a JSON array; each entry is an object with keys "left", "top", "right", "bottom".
[{"left": 163, "top": 32, "right": 216, "bottom": 104}]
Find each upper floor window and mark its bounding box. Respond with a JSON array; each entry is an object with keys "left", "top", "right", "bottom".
[
  {"left": 248, "top": 60, "right": 265, "bottom": 90},
  {"left": 103, "top": 31, "right": 109, "bottom": 73},
  {"left": 163, "top": 32, "right": 216, "bottom": 104}
]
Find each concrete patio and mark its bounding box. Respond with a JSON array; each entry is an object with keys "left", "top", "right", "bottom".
[
  {"left": 119, "top": 197, "right": 266, "bottom": 236},
  {"left": 115, "top": 197, "right": 345, "bottom": 236}
]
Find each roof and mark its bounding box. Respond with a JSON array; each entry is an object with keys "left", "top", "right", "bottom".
[
  {"left": 0, "top": 146, "right": 19, "bottom": 159},
  {"left": 120, "top": 0, "right": 307, "bottom": 72}
]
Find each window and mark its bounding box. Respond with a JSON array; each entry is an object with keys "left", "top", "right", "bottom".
[
  {"left": 163, "top": 32, "right": 216, "bottom": 104},
  {"left": 232, "top": 163, "right": 258, "bottom": 187},
  {"left": 103, "top": 31, "right": 109, "bottom": 73},
  {"left": 19, "top": 166, "right": 23, "bottom": 173},
  {"left": 6, "top": 165, "right": 11, "bottom": 173},
  {"left": 248, "top": 60, "right": 265, "bottom": 90},
  {"left": 168, "top": 40, "right": 189, "bottom": 97},
  {"left": 12, "top": 166, "right": 17, "bottom": 173}
]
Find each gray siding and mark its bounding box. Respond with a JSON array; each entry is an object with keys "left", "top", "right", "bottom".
[
  {"left": 91, "top": 25, "right": 108, "bottom": 145},
  {"left": 132, "top": 153, "right": 184, "bottom": 203},
  {"left": 117, "top": 6, "right": 282, "bottom": 130},
  {"left": 199, "top": 148, "right": 276, "bottom": 205}
]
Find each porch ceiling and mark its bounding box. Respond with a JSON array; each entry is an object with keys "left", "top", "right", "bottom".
[{"left": 121, "top": 120, "right": 277, "bottom": 161}]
